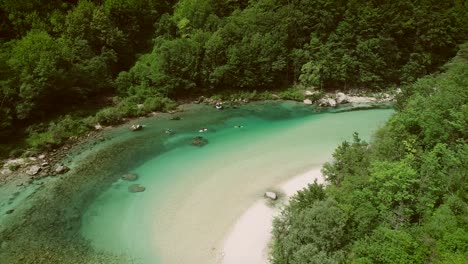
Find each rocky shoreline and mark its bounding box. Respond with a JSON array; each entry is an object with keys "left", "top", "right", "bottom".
[
  {"left": 1, "top": 89, "right": 397, "bottom": 190},
  {"left": 309, "top": 90, "right": 397, "bottom": 107}
]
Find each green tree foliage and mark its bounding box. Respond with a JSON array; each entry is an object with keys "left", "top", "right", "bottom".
[
  {"left": 271, "top": 44, "right": 468, "bottom": 263},
  {"left": 8, "top": 30, "right": 69, "bottom": 119},
  {"left": 120, "top": 0, "right": 466, "bottom": 102},
  {"left": 0, "top": 0, "right": 172, "bottom": 149}
]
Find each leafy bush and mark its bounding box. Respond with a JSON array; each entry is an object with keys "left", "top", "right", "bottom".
[
  {"left": 278, "top": 87, "right": 305, "bottom": 101},
  {"left": 26, "top": 115, "right": 89, "bottom": 150},
  {"left": 94, "top": 107, "right": 125, "bottom": 125}
]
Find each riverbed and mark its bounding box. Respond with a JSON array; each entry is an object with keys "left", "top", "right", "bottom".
[{"left": 0, "top": 101, "right": 393, "bottom": 264}]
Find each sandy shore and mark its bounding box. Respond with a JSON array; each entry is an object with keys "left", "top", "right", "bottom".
[{"left": 220, "top": 167, "right": 325, "bottom": 264}]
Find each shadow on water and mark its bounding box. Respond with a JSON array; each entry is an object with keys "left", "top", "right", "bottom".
[{"left": 0, "top": 101, "right": 392, "bottom": 263}]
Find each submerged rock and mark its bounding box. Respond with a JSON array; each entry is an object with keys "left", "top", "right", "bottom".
[
  {"left": 170, "top": 116, "right": 181, "bottom": 120},
  {"left": 265, "top": 191, "right": 277, "bottom": 200},
  {"left": 26, "top": 165, "right": 41, "bottom": 176},
  {"left": 128, "top": 184, "right": 146, "bottom": 193},
  {"left": 122, "top": 173, "right": 138, "bottom": 181},
  {"left": 192, "top": 136, "right": 208, "bottom": 147}
]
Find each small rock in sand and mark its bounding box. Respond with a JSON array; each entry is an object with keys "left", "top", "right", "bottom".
[
  {"left": 122, "top": 173, "right": 138, "bottom": 181},
  {"left": 265, "top": 191, "right": 277, "bottom": 200},
  {"left": 128, "top": 184, "right": 146, "bottom": 193}
]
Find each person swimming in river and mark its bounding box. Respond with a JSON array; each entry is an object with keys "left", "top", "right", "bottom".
[
  {"left": 165, "top": 129, "right": 174, "bottom": 134},
  {"left": 234, "top": 125, "right": 243, "bottom": 128},
  {"left": 199, "top": 128, "right": 208, "bottom": 132}
]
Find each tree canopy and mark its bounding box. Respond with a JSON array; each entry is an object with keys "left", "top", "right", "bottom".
[{"left": 271, "top": 43, "right": 468, "bottom": 264}]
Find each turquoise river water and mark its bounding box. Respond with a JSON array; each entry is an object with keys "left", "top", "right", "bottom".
[{"left": 78, "top": 102, "right": 394, "bottom": 264}]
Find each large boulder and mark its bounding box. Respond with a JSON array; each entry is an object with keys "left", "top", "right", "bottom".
[
  {"left": 130, "top": 124, "right": 143, "bottom": 131},
  {"left": 317, "top": 98, "right": 329, "bottom": 107},
  {"left": 26, "top": 165, "right": 41, "bottom": 176},
  {"left": 122, "top": 173, "right": 138, "bottom": 181},
  {"left": 304, "top": 90, "right": 315, "bottom": 96},
  {"left": 317, "top": 98, "right": 337, "bottom": 107},
  {"left": 335, "top": 92, "right": 348, "bottom": 104},
  {"left": 265, "top": 191, "right": 277, "bottom": 200},
  {"left": 128, "top": 184, "right": 146, "bottom": 193},
  {"left": 303, "top": 99, "right": 313, "bottom": 105},
  {"left": 55, "top": 164, "right": 70, "bottom": 174}
]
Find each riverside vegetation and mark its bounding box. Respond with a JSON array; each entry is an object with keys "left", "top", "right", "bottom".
[
  {"left": 271, "top": 43, "right": 468, "bottom": 263},
  {"left": 0, "top": 0, "right": 467, "bottom": 157}
]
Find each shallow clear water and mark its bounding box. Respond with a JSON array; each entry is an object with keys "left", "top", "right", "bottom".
[{"left": 80, "top": 102, "right": 393, "bottom": 264}]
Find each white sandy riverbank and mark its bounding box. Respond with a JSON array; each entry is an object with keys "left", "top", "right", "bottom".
[{"left": 220, "top": 168, "right": 325, "bottom": 264}]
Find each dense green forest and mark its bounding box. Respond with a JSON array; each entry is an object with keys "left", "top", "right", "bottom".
[
  {"left": 271, "top": 44, "right": 468, "bottom": 263},
  {"left": 0, "top": 1, "right": 467, "bottom": 263},
  {"left": 1, "top": 0, "right": 467, "bottom": 156}
]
